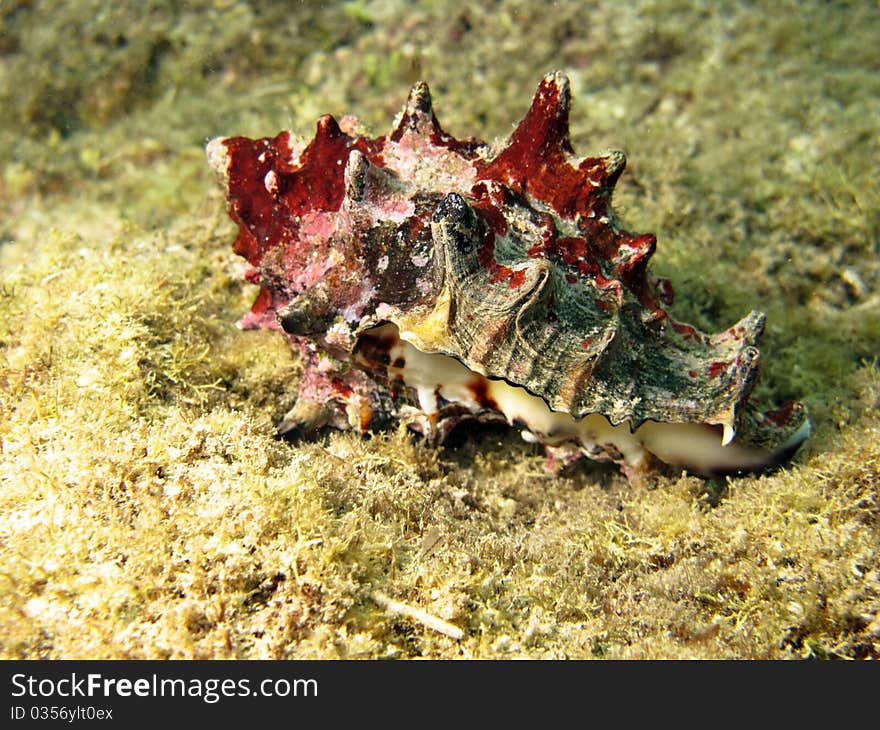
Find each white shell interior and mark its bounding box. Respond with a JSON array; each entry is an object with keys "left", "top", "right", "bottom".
[{"left": 361, "top": 323, "right": 808, "bottom": 476}]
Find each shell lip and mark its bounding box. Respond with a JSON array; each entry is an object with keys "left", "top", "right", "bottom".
[
  {"left": 377, "top": 317, "right": 753, "bottom": 435},
  {"left": 704, "top": 416, "right": 811, "bottom": 478}
]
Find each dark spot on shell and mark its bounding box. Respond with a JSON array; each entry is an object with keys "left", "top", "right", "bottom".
[
  {"left": 354, "top": 329, "right": 395, "bottom": 368},
  {"left": 433, "top": 192, "right": 477, "bottom": 254},
  {"left": 467, "top": 376, "right": 499, "bottom": 411}
]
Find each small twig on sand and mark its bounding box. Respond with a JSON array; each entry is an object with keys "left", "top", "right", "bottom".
[{"left": 371, "top": 590, "right": 464, "bottom": 641}]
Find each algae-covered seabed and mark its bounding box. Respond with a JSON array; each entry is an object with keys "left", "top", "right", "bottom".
[{"left": 1, "top": 0, "right": 878, "bottom": 660}]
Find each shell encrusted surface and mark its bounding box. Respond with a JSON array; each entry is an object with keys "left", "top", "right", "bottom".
[{"left": 207, "top": 71, "right": 809, "bottom": 478}]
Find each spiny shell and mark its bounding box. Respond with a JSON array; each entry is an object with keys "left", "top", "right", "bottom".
[{"left": 207, "top": 71, "right": 809, "bottom": 479}]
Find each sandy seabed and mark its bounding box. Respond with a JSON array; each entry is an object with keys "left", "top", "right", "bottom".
[{"left": 0, "top": 0, "right": 877, "bottom": 659}]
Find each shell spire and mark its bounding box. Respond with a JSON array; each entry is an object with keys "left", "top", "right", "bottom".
[
  {"left": 479, "top": 71, "right": 622, "bottom": 220},
  {"left": 479, "top": 72, "right": 572, "bottom": 202},
  {"left": 282, "top": 114, "right": 357, "bottom": 216},
  {"left": 390, "top": 81, "right": 444, "bottom": 143},
  {"left": 502, "top": 69, "right": 573, "bottom": 155},
  {"left": 343, "top": 148, "right": 370, "bottom": 202}
]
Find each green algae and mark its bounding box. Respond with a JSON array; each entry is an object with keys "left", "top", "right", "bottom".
[{"left": 0, "top": 0, "right": 877, "bottom": 659}]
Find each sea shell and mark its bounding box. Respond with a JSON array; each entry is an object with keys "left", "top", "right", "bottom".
[{"left": 207, "top": 71, "right": 809, "bottom": 479}]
